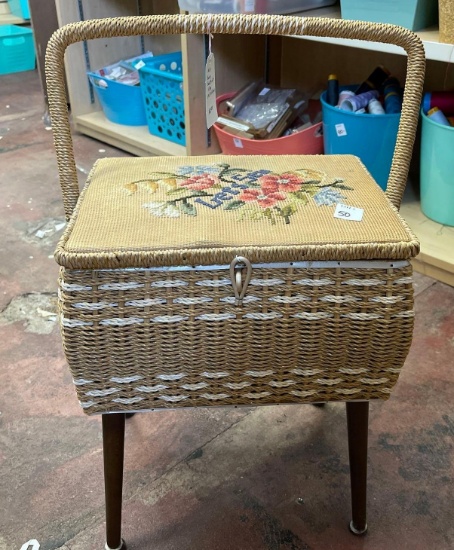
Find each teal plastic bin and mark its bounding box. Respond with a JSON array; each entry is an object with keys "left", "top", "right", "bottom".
[
  {"left": 7, "top": 0, "right": 30, "bottom": 19},
  {"left": 420, "top": 109, "right": 454, "bottom": 226},
  {"left": 321, "top": 88, "right": 400, "bottom": 190},
  {"left": 340, "top": 0, "right": 438, "bottom": 31},
  {"left": 0, "top": 25, "right": 35, "bottom": 75}
]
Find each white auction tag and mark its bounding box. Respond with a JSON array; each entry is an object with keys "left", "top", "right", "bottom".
[
  {"left": 21, "top": 540, "right": 40, "bottom": 550},
  {"left": 334, "top": 203, "right": 364, "bottom": 222},
  {"left": 205, "top": 52, "right": 217, "bottom": 129},
  {"left": 233, "top": 137, "right": 244, "bottom": 148},
  {"left": 335, "top": 123, "right": 347, "bottom": 137},
  {"left": 134, "top": 60, "right": 145, "bottom": 70}
]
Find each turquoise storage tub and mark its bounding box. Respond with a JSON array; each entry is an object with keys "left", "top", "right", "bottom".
[
  {"left": 420, "top": 108, "right": 454, "bottom": 226},
  {"left": 0, "top": 25, "right": 35, "bottom": 75},
  {"left": 340, "top": 0, "right": 438, "bottom": 31},
  {"left": 139, "top": 52, "right": 185, "bottom": 146},
  {"left": 87, "top": 72, "right": 147, "bottom": 126},
  {"left": 321, "top": 88, "right": 400, "bottom": 190},
  {"left": 7, "top": 0, "right": 30, "bottom": 19}
]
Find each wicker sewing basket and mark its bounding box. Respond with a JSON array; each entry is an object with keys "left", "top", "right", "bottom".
[{"left": 46, "top": 14, "right": 425, "bottom": 415}]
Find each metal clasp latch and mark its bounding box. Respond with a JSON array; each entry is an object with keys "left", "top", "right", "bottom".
[{"left": 229, "top": 256, "right": 252, "bottom": 306}]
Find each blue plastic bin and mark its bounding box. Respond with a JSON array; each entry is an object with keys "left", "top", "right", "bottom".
[
  {"left": 0, "top": 25, "right": 35, "bottom": 75},
  {"left": 139, "top": 52, "right": 185, "bottom": 146},
  {"left": 340, "top": 0, "right": 438, "bottom": 31},
  {"left": 321, "top": 88, "right": 401, "bottom": 190},
  {"left": 87, "top": 72, "right": 147, "bottom": 126},
  {"left": 420, "top": 108, "right": 454, "bottom": 226},
  {"left": 7, "top": 0, "right": 30, "bottom": 19}
]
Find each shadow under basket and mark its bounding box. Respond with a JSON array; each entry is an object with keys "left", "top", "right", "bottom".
[{"left": 214, "top": 93, "right": 324, "bottom": 155}]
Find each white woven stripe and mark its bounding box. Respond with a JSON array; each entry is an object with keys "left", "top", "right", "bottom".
[
  {"left": 73, "top": 378, "right": 94, "bottom": 386},
  {"left": 249, "top": 278, "right": 284, "bottom": 286},
  {"left": 393, "top": 311, "right": 415, "bottom": 318},
  {"left": 99, "top": 282, "right": 144, "bottom": 290},
  {"left": 73, "top": 301, "right": 117, "bottom": 310},
  {"left": 174, "top": 296, "right": 213, "bottom": 305},
  {"left": 293, "top": 278, "right": 334, "bottom": 286},
  {"left": 334, "top": 388, "right": 363, "bottom": 395},
  {"left": 136, "top": 384, "right": 168, "bottom": 393},
  {"left": 61, "top": 317, "right": 93, "bottom": 327},
  {"left": 157, "top": 373, "right": 186, "bottom": 381},
  {"left": 158, "top": 395, "right": 189, "bottom": 402},
  {"left": 245, "top": 369, "right": 274, "bottom": 377},
  {"left": 151, "top": 279, "right": 188, "bottom": 288},
  {"left": 387, "top": 367, "right": 402, "bottom": 373},
  {"left": 201, "top": 393, "right": 230, "bottom": 400},
  {"left": 85, "top": 388, "right": 119, "bottom": 397},
  {"left": 125, "top": 298, "right": 166, "bottom": 306},
  {"left": 342, "top": 313, "right": 382, "bottom": 320},
  {"left": 291, "top": 368, "right": 323, "bottom": 376},
  {"left": 244, "top": 391, "right": 271, "bottom": 399},
  {"left": 151, "top": 315, "right": 189, "bottom": 323},
  {"left": 112, "top": 396, "right": 144, "bottom": 405},
  {"left": 100, "top": 317, "right": 144, "bottom": 326},
  {"left": 196, "top": 278, "right": 231, "bottom": 287},
  {"left": 200, "top": 371, "right": 230, "bottom": 379},
  {"left": 338, "top": 368, "right": 368, "bottom": 375},
  {"left": 379, "top": 388, "right": 392, "bottom": 394},
  {"left": 195, "top": 313, "right": 236, "bottom": 321},
  {"left": 220, "top": 296, "right": 261, "bottom": 304},
  {"left": 319, "top": 295, "right": 360, "bottom": 303},
  {"left": 343, "top": 279, "right": 383, "bottom": 286},
  {"left": 181, "top": 382, "right": 209, "bottom": 391},
  {"left": 110, "top": 375, "right": 143, "bottom": 384},
  {"left": 316, "top": 378, "right": 343, "bottom": 386},
  {"left": 243, "top": 312, "right": 283, "bottom": 320},
  {"left": 369, "top": 296, "right": 404, "bottom": 304},
  {"left": 290, "top": 389, "right": 317, "bottom": 397},
  {"left": 79, "top": 400, "right": 96, "bottom": 408},
  {"left": 268, "top": 380, "right": 296, "bottom": 388},
  {"left": 360, "top": 377, "right": 389, "bottom": 385},
  {"left": 223, "top": 382, "right": 251, "bottom": 390},
  {"left": 395, "top": 277, "right": 413, "bottom": 284},
  {"left": 268, "top": 294, "right": 311, "bottom": 303},
  {"left": 61, "top": 282, "right": 92, "bottom": 291},
  {"left": 292, "top": 312, "right": 333, "bottom": 320}
]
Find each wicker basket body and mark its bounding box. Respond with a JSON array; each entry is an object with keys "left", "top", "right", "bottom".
[
  {"left": 45, "top": 14, "right": 425, "bottom": 415},
  {"left": 60, "top": 261, "right": 414, "bottom": 414}
]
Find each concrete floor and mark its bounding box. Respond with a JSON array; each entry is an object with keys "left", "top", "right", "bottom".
[{"left": 1, "top": 70, "right": 454, "bottom": 550}]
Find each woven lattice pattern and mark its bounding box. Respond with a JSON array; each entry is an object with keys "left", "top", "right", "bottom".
[{"left": 59, "top": 262, "right": 414, "bottom": 414}]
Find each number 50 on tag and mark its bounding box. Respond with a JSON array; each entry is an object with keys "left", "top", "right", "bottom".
[{"left": 334, "top": 203, "right": 364, "bottom": 222}]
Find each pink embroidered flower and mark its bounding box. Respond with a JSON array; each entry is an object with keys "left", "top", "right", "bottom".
[
  {"left": 258, "top": 173, "right": 305, "bottom": 194},
  {"left": 179, "top": 173, "right": 219, "bottom": 191},
  {"left": 239, "top": 188, "right": 286, "bottom": 208}
]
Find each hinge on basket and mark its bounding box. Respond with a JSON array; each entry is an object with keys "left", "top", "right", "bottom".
[{"left": 229, "top": 256, "right": 252, "bottom": 306}]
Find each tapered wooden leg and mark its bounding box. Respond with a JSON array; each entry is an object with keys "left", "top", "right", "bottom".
[
  {"left": 346, "top": 401, "right": 369, "bottom": 535},
  {"left": 103, "top": 413, "right": 126, "bottom": 550}
]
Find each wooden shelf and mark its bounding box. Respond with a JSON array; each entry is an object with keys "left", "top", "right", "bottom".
[
  {"left": 401, "top": 190, "right": 454, "bottom": 286},
  {"left": 75, "top": 112, "right": 187, "bottom": 158},
  {"left": 294, "top": 5, "right": 454, "bottom": 62}
]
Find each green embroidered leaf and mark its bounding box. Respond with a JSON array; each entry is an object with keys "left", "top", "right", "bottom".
[
  {"left": 279, "top": 204, "right": 298, "bottom": 217},
  {"left": 166, "top": 188, "right": 188, "bottom": 195},
  {"left": 224, "top": 200, "right": 245, "bottom": 211},
  {"left": 290, "top": 191, "right": 309, "bottom": 203},
  {"left": 179, "top": 201, "right": 197, "bottom": 216},
  {"left": 331, "top": 183, "right": 354, "bottom": 191}
]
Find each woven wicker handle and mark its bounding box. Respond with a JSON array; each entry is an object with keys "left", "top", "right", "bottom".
[{"left": 45, "top": 14, "right": 425, "bottom": 219}]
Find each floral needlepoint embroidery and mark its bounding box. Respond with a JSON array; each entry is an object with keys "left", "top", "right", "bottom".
[{"left": 122, "top": 164, "right": 352, "bottom": 224}]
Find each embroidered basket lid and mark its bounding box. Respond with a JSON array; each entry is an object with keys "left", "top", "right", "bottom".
[{"left": 55, "top": 155, "right": 419, "bottom": 269}]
